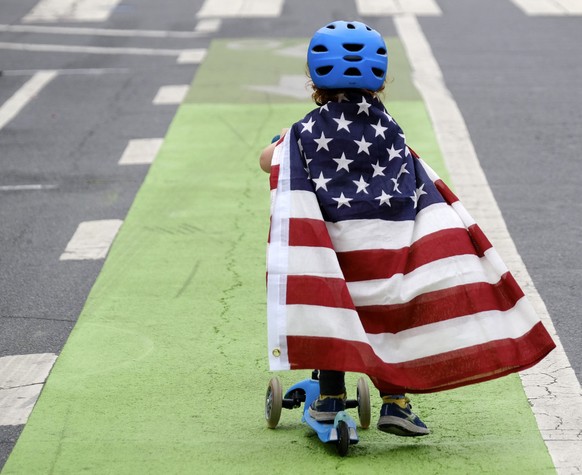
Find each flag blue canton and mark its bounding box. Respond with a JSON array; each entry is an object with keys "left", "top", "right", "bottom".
[{"left": 289, "top": 93, "right": 444, "bottom": 223}]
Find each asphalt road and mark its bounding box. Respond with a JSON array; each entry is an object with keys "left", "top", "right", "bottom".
[{"left": 1, "top": 0, "right": 580, "bottom": 469}]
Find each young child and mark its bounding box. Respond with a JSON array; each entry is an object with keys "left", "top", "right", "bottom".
[{"left": 261, "top": 21, "right": 555, "bottom": 437}]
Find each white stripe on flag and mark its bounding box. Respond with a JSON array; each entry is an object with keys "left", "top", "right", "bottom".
[
  {"left": 287, "top": 298, "right": 539, "bottom": 364},
  {"left": 289, "top": 190, "right": 323, "bottom": 220},
  {"left": 325, "top": 202, "right": 465, "bottom": 252},
  {"left": 286, "top": 246, "right": 344, "bottom": 278},
  {"left": 347, "top": 253, "right": 501, "bottom": 306},
  {"left": 267, "top": 133, "right": 292, "bottom": 370}
]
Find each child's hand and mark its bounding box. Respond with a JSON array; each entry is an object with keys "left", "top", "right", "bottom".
[{"left": 260, "top": 129, "right": 289, "bottom": 173}]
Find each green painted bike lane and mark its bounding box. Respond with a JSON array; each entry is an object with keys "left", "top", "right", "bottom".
[{"left": 3, "top": 39, "right": 555, "bottom": 474}]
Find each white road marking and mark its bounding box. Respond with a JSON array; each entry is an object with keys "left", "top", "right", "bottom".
[
  {"left": 3, "top": 68, "right": 130, "bottom": 77},
  {"left": 510, "top": 0, "right": 582, "bottom": 15},
  {"left": 23, "top": 0, "right": 122, "bottom": 22},
  {"left": 177, "top": 49, "right": 207, "bottom": 64},
  {"left": 395, "top": 14, "right": 581, "bottom": 474},
  {"left": 153, "top": 85, "right": 189, "bottom": 105},
  {"left": 0, "top": 354, "right": 58, "bottom": 426},
  {"left": 118, "top": 138, "right": 163, "bottom": 165},
  {"left": 0, "top": 184, "right": 57, "bottom": 191},
  {"left": 0, "top": 24, "right": 207, "bottom": 38},
  {"left": 356, "top": 0, "right": 441, "bottom": 16},
  {"left": 0, "top": 70, "right": 57, "bottom": 132},
  {"left": 59, "top": 219, "right": 123, "bottom": 260},
  {"left": 197, "top": 0, "right": 284, "bottom": 18},
  {"left": 195, "top": 19, "right": 222, "bottom": 33},
  {"left": 246, "top": 75, "right": 310, "bottom": 100},
  {"left": 0, "top": 42, "right": 206, "bottom": 62}
]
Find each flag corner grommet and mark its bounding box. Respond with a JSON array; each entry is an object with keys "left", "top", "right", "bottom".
[{"left": 272, "top": 348, "right": 281, "bottom": 357}]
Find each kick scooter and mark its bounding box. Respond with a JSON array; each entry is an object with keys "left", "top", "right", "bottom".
[{"left": 265, "top": 371, "right": 371, "bottom": 456}]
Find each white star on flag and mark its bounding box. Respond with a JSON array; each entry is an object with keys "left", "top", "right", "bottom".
[
  {"left": 371, "top": 119, "right": 388, "bottom": 138},
  {"left": 375, "top": 190, "right": 392, "bottom": 206},
  {"left": 391, "top": 177, "right": 401, "bottom": 193},
  {"left": 352, "top": 175, "right": 370, "bottom": 194},
  {"left": 300, "top": 117, "right": 315, "bottom": 133},
  {"left": 333, "top": 113, "right": 352, "bottom": 132},
  {"left": 332, "top": 192, "right": 353, "bottom": 208},
  {"left": 357, "top": 97, "right": 371, "bottom": 115},
  {"left": 384, "top": 111, "right": 395, "bottom": 123},
  {"left": 411, "top": 184, "right": 427, "bottom": 208},
  {"left": 333, "top": 152, "right": 353, "bottom": 172},
  {"left": 336, "top": 93, "right": 348, "bottom": 102},
  {"left": 371, "top": 160, "right": 386, "bottom": 177},
  {"left": 319, "top": 103, "right": 329, "bottom": 113},
  {"left": 397, "top": 163, "right": 409, "bottom": 178},
  {"left": 312, "top": 171, "right": 332, "bottom": 191},
  {"left": 387, "top": 144, "right": 402, "bottom": 161},
  {"left": 354, "top": 135, "right": 372, "bottom": 155},
  {"left": 314, "top": 132, "right": 332, "bottom": 151}
]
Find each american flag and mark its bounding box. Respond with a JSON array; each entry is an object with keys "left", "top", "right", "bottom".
[{"left": 266, "top": 92, "right": 554, "bottom": 393}]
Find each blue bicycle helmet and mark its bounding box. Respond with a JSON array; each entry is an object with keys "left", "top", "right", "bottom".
[{"left": 307, "top": 21, "right": 388, "bottom": 91}]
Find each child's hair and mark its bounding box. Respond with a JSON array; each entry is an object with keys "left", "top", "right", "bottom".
[
  {"left": 305, "top": 65, "right": 387, "bottom": 106},
  {"left": 309, "top": 82, "right": 386, "bottom": 106}
]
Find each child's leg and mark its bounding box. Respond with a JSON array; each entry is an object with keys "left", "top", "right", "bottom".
[
  {"left": 308, "top": 370, "right": 346, "bottom": 423},
  {"left": 318, "top": 370, "right": 346, "bottom": 396},
  {"left": 372, "top": 385, "right": 430, "bottom": 437}
]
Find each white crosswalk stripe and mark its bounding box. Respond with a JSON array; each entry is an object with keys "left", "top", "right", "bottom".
[
  {"left": 0, "top": 354, "right": 58, "bottom": 426},
  {"left": 509, "top": 0, "right": 582, "bottom": 15},
  {"left": 59, "top": 220, "right": 123, "bottom": 260},
  {"left": 118, "top": 138, "right": 163, "bottom": 164},
  {"left": 197, "top": 0, "right": 284, "bottom": 18},
  {"left": 23, "top": 0, "right": 122, "bottom": 22},
  {"left": 356, "top": 0, "right": 441, "bottom": 15}
]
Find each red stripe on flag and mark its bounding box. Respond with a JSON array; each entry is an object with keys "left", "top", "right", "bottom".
[
  {"left": 357, "top": 272, "right": 525, "bottom": 334},
  {"left": 468, "top": 223, "right": 493, "bottom": 256},
  {"left": 435, "top": 179, "right": 459, "bottom": 205},
  {"left": 286, "top": 321, "right": 555, "bottom": 393},
  {"left": 286, "top": 275, "right": 355, "bottom": 309},
  {"left": 289, "top": 218, "right": 333, "bottom": 248},
  {"left": 338, "top": 227, "right": 476, "bottom": 282},
  {"left": 270, "top": 164, "right": 280, "bottom": 191}
]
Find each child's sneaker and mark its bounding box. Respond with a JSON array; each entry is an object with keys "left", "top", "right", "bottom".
[
  {"left": 308, "top": 394, "right": 346, "bottom": 423},
  {"left": 377, "top": 396, "right": 430, "bottom": 436}
]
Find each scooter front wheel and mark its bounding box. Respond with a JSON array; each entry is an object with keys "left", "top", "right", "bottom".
[{"left": 336, "top": 420, "right": 350, "bottom": 456}]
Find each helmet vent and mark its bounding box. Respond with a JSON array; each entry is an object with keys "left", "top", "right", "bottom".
[
  {"left": 312, "top": 45, "right": 328, "bottom": 53},
  {"left": 343, "top": 43, "right": 364, "bottom": 52},
  {"left": 316, "top": 66, "right": 333, "bottom": 76},
  {"left": 377, "top": 47, "right": 387, "bottom": 55},
  {"left": 326, "top": 24, "right": 336, "bottom": 29},
  {"left": 343, "top": 55, "right": 362, "bottom": 62},
  {"left": 346, "top": 23, "right": 356, "bottom": 29},
  {"left": 372, "top": 67, "right": 385, "bottom": 78},
  {"left": 344, "top": 67, "right": 362, "bottom": 77}
]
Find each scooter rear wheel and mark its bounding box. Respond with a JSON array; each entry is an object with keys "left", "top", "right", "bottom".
[
  {"left": 356, "top": 377, "right": 371, "bottom": 429},
  {"left": 265, "top": 377, "right": 282, "bottom": 429}
]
